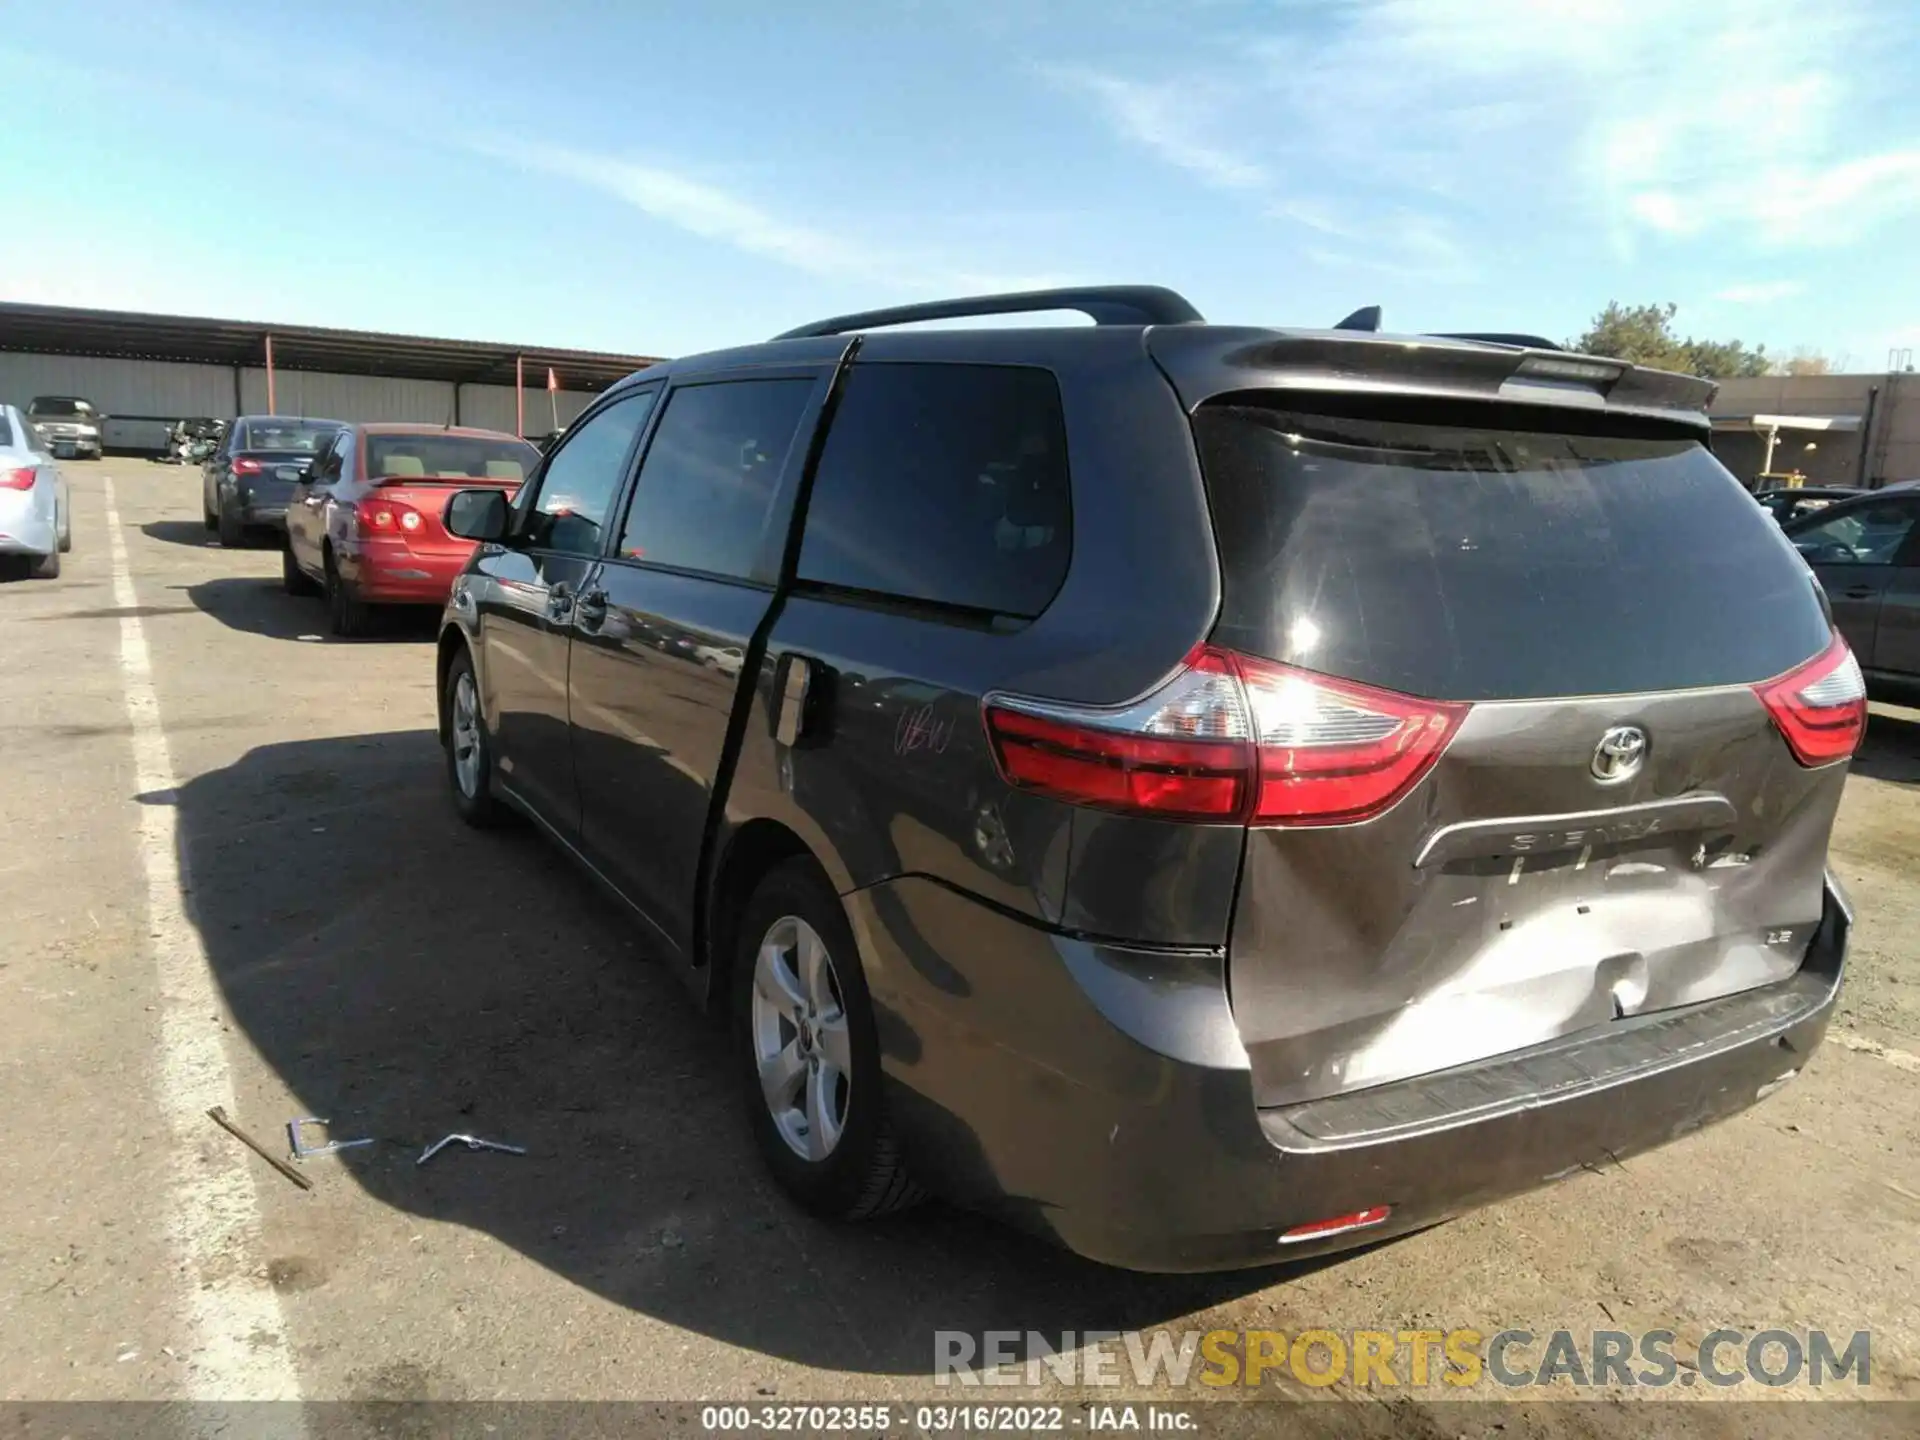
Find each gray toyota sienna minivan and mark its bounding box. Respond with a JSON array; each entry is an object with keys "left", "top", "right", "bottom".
[{"left": 435, "top": 286, "right": 1862, "bottom": 1271}]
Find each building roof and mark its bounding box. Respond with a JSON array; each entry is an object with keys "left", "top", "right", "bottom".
[
  {"left": 0, "top": 301, "right": 660, "bottom": 391},
  {"left": 1710, "top": 413, "right": 1862, "bottom": 432}
]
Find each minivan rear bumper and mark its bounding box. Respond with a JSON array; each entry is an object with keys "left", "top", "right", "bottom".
[{"left": 846, "top": 874, "right": 1849, "bottom": 1273}]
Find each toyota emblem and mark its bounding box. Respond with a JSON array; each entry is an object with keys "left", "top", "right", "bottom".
[{"left": 1592, "top": 725, "right": 1648, "bottom": 783}]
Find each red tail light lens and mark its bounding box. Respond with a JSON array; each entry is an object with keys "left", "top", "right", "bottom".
[
  {"left": 1754, "top": 633, "right": 1866, "bottom": 766},
  {"left": 984, "top": 650, "right": 1252, "bottom": 821},
  {"left": 232, "top": 457, "right": 263, "bottom": 476},
  {"left": 984, "top": 647, "right": 1467, "bottom": 826},
  {"left": 1233, "top": 654, "right": 1469, "bottom": 825},
  {"left": 0, "top": 467, "right": 36, "bottom": 491},
  {"left": 356, "top": 500, "right": 424, "bottom": 536}
]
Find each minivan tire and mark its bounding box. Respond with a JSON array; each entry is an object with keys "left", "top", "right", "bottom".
[
  {"left": 443, "top": 647, "right": 505, "bottom": 828},
  {"left": 733, "top": 860, "right": 922, "bottom": 1221}
]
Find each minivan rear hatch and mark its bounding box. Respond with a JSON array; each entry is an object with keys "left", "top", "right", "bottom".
[{"left": 1191, "top": 399, "right": 1856, "bottom": 1109}]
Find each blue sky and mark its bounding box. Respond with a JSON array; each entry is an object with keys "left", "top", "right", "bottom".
[{"left": 3, "top": 0, "right": 1918, "bottom": 368}]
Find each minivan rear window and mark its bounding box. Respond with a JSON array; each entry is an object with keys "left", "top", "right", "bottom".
[{"left": 1193, "top": 403, "right": 1833, "bottom": 701}]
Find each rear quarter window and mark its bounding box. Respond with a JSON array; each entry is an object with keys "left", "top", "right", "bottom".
[
  {"left": 797, "top": 362, "right": 1071, "bottom": 620},
  {"left": 1194, "top": 403, "right": 1834, "bottom": 701}
]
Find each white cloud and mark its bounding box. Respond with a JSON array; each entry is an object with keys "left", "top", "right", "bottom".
[
  {"left": 1043, "top": 57, "right": 1475, "bottom": 281},
  {"left": 1715, "top": 280, "right": 1807, "bottom": 304},
  {"left": 1044, "top": 0, "right": 1920, "bottom": 258},
  {"left": 1039, "top": 65, "right": 1268, "bottom": 191},
  {"left": 475, "top": 139, "right": 1068, "bottom": 296}
]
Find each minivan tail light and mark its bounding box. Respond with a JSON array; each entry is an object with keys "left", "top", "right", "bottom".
[
  {"left": 1234, "top": 654, "right": 1469, "bottom": 825},
  {"left": 1754, "top": 633, "right": 1866, "bottom": 766},
  {"left": 984, "top": 650, "right": 1252, "bottom": 821},
  {"left": 984, "top": 647, "right": 1467, "bottom": 826}
]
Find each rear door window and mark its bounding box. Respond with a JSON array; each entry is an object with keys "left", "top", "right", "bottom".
[
  {"left": 797, "top": 363, "right": 1072, "bottom": 619},
  {"left": 1193, "top": 403, "right": 1834, "bottom": 701},
  {"left": 615, "top": 378, "right": 814, "bottom": 581}
]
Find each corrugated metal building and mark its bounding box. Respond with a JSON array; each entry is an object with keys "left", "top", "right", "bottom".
[{"left": 0, "top": 302, "right": 661, "bottom": 449}]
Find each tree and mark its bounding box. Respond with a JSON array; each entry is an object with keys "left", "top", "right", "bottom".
[
  {"left": 1777, "top": 348, "right": 1833, "bottom": 377},
  {"left": 1569, "top": 302, "right": 1770, "bottom": 379}
]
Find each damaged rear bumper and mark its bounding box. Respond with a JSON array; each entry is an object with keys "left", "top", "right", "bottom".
[{"left": 848, "top": 874, "right": 1849, "bottom": 1273}]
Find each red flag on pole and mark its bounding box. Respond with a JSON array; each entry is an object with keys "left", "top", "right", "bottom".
[{"left": 546, "top": 367, "right": 559, "bottom": 393}]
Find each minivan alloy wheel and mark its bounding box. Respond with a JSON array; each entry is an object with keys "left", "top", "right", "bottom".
[
  {"left": 750, "top": 915, "right": 852, "bottom": 1161},
  {"left": 450, "top": 671, "right": 483, "bottom": 799}
]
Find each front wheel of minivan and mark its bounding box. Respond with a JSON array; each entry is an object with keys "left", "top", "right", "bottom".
[{"left": 734, "top": 860, "right": 922, "bottom": 1221}]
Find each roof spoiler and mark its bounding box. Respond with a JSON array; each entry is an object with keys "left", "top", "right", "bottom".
[
  {"left": 773, "top": 285, "right": 1204, "bottom": 340},
  {"left": 1433, "top": 331, "right": 1565, "bottom": 351},
  {"left": 1332, "top": 305, "right": 1565, "bottom": 353}
]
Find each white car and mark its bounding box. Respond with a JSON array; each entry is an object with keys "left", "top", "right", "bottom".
[{"left": 0, "top": 403, "right": 71, "bottom": 580}]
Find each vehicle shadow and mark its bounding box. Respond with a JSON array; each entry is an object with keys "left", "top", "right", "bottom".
[
  {"left": 171, "top": 727, "right": 1329, "bottom": 1378},
  {"left": 142, "top": 520, "right": 223, "bottom": 549},
  {"left": 179, "top": 577, "right": 439, "bottom": 643},
  {"left": 1853, "top": 705, "right": 1920, "bottom": 788}
]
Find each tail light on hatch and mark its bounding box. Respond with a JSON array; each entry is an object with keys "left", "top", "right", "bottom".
[
  {"left": 984, "top": 646, "right": 1467, "bottom": 827},
  {"left": 0, "top": 468, "right": 36, "bottom": 491},
  {"left": 356, "top": 499, "right": 424, "bottom": 535},
  {"left": 1754, "top": 633, "right": 1866, "bottom": 766}
]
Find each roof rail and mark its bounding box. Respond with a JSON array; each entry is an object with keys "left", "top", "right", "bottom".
[
  {"left": 1433, "top": 331, "right": 1564, "bottom": 351},
  {"left": 772, "top": 285, "right": 1204, "bottom": 340}
]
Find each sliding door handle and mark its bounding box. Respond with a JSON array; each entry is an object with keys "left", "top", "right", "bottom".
[{"left": 775, "top": 654, "right": 815, "bottom": 747}]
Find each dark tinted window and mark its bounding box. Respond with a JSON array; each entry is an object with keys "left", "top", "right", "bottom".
[
  {"left": 29, "top": 397, "right": 94, "bottom": 418},
  {"left": 0, "top": 410, "right": 14, "bottom": 447},
  {"left": 1194, "top": 404, "right": 1833, "bottom": 701},
  {"left": 523, "top": 388, "right": 656, "bottom": 555},
  {"left": 616, "top": 379, "right": 812, "bottom": 580},
  {"left": 797, "top": 363, "right": 1071, "bottom": 618},
  {"left": 1786, "top": 500, "right": 1920, "bottom": 566},
  {"left": 242, "top": 420, "right": 339, "bottom": 454},
  {"left": 366, "top": 433, "right": 539, "bottom": 483}
]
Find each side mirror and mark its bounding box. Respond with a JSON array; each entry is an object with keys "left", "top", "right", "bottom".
[{"left": 445, "top": 488, "right": 511, "bottom": 542}]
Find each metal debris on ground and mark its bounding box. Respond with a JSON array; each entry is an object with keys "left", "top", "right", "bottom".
[
  {"left": 287, "top": 1116, "right": 375, "bottom": 1161},
  {"left": 206, "top": 1106, "right": 313, "bottom": 1191},
  {"left": 416, "top": 1133, "right": 528, "bottom": 1167}
]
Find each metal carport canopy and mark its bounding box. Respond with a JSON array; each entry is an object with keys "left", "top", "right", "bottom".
[{"left": 0, "top": 301, "right": 660, "bottom": 391}]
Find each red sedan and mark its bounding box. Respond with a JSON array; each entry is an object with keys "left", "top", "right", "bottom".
[{"left": 283, "top": 423, "right": 540, "bottom": 635}]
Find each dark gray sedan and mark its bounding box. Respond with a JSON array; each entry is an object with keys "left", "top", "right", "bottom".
[{"left": 1785, "top": 491, "right": 1920, "bottom": 692}]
